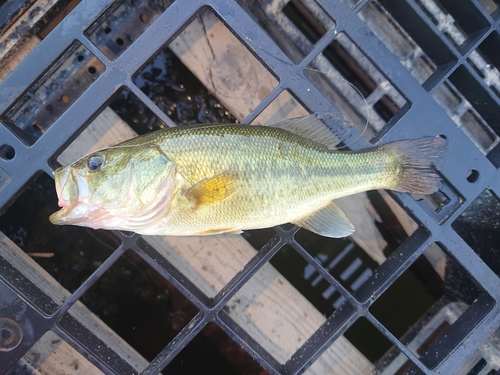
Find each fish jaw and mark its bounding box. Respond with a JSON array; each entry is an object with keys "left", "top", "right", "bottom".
[
  {"left": 53, "top": 166, "right": 77, "bottom": 210},
  {"left": 49, "top": 204, "right": 108, "bottom": 228},
  {"left": 49, "top": 166, "right": 100, "bottom": 227}
]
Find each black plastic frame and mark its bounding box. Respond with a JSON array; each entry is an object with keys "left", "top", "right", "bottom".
[{"left": 1, "top": 0, "right": 500, "bottom": 374}]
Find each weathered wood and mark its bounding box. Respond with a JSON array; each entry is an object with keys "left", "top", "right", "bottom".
[
  {"left": 12, "top": 330, "right": 105, "bottom": 375},
  {"left": 0, "top": 232, "right": 149, "bottom": 373},
  {"left": 0, "top": 36, "right": 40, "bottom": 83},
  {"left": 144, "top": 235, "right": 373, "bottom": 373},
  {"left": 0, "top": 0, "right": 60, "bottom": 67},
  {"left": 168, "top": 8, "right": 280, "bottom": 121}
]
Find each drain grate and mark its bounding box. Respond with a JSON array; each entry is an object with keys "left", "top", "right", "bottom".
[{"left": 1, "top": 0, "right": 500, "bottom": 374}]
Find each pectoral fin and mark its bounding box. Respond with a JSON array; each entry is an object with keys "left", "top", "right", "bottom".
[
  {"left": 185, "top": 171, "right": 240, "bottom": 208},
  {"left": 293, "top": 202, "right": 355, "bottom": 238}
]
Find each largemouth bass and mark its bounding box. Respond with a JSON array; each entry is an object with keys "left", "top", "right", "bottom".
[{"left": 49, "top": 114, "right": 448, "bottom": 238}]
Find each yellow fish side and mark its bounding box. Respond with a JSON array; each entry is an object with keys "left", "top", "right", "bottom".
[{"left": 49, "top": 115, "right": 448, "bottom": 238}]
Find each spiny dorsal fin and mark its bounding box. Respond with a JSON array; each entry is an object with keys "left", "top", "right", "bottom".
[
  {"left": 293, "top": 201, "right": 355, "bottom": 238},
  {"left": 270, "top": 113, "right": 352, "bottom": 149},
  {"left": 184, "top": 171, "right": 240, "bottom": 208}
]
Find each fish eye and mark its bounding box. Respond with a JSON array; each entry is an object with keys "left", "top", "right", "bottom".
[{"left": 87, "top": 154, "right": 104, "bottom": 171}]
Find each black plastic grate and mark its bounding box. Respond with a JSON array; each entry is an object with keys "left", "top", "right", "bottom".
[{"left": 1, "top": 0, "right": 500, "bottom": 374}]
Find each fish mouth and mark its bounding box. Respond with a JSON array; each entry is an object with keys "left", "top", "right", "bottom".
[
  {"left": 49, "top": 207, "right": 72, "bottom": 225},
  {"left": 54, "top": 167, "right": 76, "bottom": 208},
  {"left": 49, "top": 166, "right": 85, "bottom": 225},
  {"left": 49, "top": 166, "right": 115, "bottom": 229}
]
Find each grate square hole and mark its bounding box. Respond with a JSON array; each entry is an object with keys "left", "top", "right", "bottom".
[
  {"left": 133, "top": 45, "right": 236, "bottom": 126},
  {"left": 452, "top": 189, "right": 500, "bottom": 276},
  {"left": 412, "top": 0, "right": 490, "bottom": 52},
  {"left": 344, "top": 317, "right": 396, "bottom": 364},
  {"left": 141, "top": 234, "right": 258, "bottom": 298},
  {"left": 85, "top": 0, "right": 174, "bottom": 60},
  {"left": 369, "top": 242, "right": 493, "bottom": 369},
  {"left": 477, "top": 0, "right": 500, "bottom": 19},
  {"left": 2, "top": 41, "right": 105, "bottom": 146},
  {"left": 236, "top": 0, "right": 336, "bottom": 64},
  {"left": 147, "top": 7, "right": 278, "bottom": 122},
  {"left": 432, "top": 65, "right": 500, "bottom": 155},
  {"left": 226, "top": 244, "right": 367, "bottom": 368},
  {"left": 363, "top": 0, "right": 457, "bottom": 91},
  {"left": 77, "top": 249, "right": 199, "bottom": 366},
  {"left": 287, "top": 236, "right": 375, "bottom": 315},
  {"left": 304, "top": 32, "right": 407, "bottom": 141},
  {"left": 0, "top": 172, "right": 120, "bottom": 295},
  {"left": 162, "top": 322, "right": 269, "bottom": 375}
]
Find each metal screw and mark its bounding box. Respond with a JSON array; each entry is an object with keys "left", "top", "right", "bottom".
[{"left": 0, "top": 318, "right": 23, "bottom": 351}]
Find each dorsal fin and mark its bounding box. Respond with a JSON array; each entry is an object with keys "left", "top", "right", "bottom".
[{"left": 270, "top": 113, "right": 352, "bottom": 149}]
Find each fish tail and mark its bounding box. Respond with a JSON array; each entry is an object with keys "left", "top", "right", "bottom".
[{"left": 383, "top": 137, "right": 449, "bottom": 194}]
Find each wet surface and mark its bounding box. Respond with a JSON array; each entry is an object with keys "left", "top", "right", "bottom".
[{"left": 109, "top": 47, "right": 237, "bottom": 135}]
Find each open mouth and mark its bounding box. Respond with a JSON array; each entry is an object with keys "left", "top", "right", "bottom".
[
  {"left": 49, "top": 207, "right": 70, "bottom": 224},
  {"left": 50, "top": 167, "right": 80, "bottom": 224}
]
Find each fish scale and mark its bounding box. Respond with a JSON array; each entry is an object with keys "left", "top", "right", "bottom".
[{"left": 49, "top": 115, "right": 448, "bottom": 238}]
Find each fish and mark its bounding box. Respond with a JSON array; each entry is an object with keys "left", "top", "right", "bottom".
[{"left": 49, "top": 114, "right": 448, "bottom": 238}]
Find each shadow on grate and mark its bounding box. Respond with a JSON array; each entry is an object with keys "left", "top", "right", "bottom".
[{"left": 452, "top": 189, "right": 500, "bottom": 276}]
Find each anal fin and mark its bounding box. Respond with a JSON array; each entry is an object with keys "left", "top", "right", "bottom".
[{"left": 293, "top": 202, "right": 355, "bottom": 238}]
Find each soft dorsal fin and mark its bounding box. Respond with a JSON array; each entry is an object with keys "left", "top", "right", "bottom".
[
  {"left": 184, "top": 171, "right": 240, "bottom": 209},
  {"left": 270, "top": 113, "right": 352, "bottom": 149},
  {"left": 293, "top": 201, "right": 355, "bottom": 238}
]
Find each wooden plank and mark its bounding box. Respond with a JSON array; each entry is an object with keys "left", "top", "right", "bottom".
[
  {"left": 0, "top": 36, "right": 41, "bottom": 83},
  {"left": 0, "top": 0, "right": 59, "bottom": 65},
  {"left": 168, "top": 8, "right": 280, "bottom": 121},
  {"left": 144, "top": 234, "right": 374, "bottom": 374},
  {"left": 13, "top": 330, "right": 105, "bottom": 375}
]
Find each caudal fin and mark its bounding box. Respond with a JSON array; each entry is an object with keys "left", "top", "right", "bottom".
[{"left": 383, "top": 137, "right": 449, "bottom": 194}]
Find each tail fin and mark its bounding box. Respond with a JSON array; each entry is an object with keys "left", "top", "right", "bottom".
[{"left": 383, "top": 137, "right": 449, "bottom": 194}]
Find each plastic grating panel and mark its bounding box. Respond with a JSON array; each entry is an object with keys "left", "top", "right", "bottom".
[{"left": 0, "top": 0, "right": 499, "bottom": 375}]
